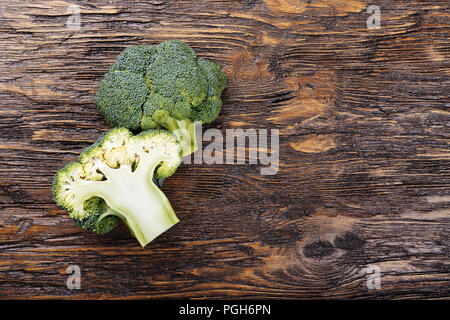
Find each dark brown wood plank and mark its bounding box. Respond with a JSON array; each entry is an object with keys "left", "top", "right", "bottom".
[{"left": 0, "top": 0, "right": 449, "bottom": 299}]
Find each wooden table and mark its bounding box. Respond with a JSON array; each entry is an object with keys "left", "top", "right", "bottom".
[{"left": 0, "top": 0, "right": 448, "bottom": 299}]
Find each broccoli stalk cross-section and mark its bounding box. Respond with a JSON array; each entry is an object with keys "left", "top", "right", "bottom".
[
  {"left": 52, "top": 128, "right": 182, "bottom": 247},
  {"left": 95, "top": 40, "right": 227, "bottom": 157}
]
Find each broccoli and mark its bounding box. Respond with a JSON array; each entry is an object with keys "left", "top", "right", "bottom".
[
  {"left": 52, "top": 128, "right": 182, "bottom": 247},
  {"left": 95, "top": 40, "right": 227, "bottom": 157}
]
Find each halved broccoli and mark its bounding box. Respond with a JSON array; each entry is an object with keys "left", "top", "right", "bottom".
[
  {"left": 52, "top": 128, "right": 181, "bottom": 247},
  {"left": 95, "top": 40, "right": 227, "bottom": 157}
]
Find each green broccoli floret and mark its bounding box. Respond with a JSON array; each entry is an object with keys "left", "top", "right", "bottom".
[
  {"left": 52, "top": 128, "right": 182, "bottom": 247},
  {"left": 76, "top": 197, "right": 119, "bottom": 235},
  {"left": 95, "top": 40, "right": 227, "bottom": 157},
  {"left": 95, "top": 70, "right": 149, "bottom": 131}
]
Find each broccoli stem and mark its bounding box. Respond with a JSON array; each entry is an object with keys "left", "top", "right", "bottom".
[
  {"left": 160, "top": 118, "right": 198, "bottom": 157},
  {"left": 72, "top": 157, "right": 179, "bottom": 247},
  {"left": 101, "top": 175, "right": 179, "bottom": 247}
]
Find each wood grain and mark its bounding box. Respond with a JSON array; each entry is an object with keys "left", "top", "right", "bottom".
[{"left": 0, "top": 0, "right": 449, "bottom": 299}]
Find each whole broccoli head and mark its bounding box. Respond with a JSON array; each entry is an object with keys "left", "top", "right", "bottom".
[
  {"left": 95, "top": 40, "right": 227, "bottom": 157},
  {"left": 52, "top": 127, "right": 182, "bottom": 247}
]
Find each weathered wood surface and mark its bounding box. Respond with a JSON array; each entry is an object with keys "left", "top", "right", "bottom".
[{"left": 0, "top": 0, "right": 449, "bottom": 299}]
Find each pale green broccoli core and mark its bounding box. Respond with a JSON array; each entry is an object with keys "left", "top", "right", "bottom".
[
  {"left": 158, "top": 118, "right": 198, "bottom": 157},
  {"left": 71, "top": 158, "right": 178, "bottom": 247}
]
